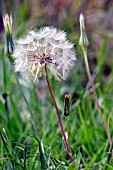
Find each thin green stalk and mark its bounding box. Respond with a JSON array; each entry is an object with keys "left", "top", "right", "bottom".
[
  {"left": 14, "top": 71, "right": 40, "bottom": 140},
  {"left": 2, "top": 52, "right": 7, "bottom": 93},
  {"left": 82, "top": 48, "right": 112, "bottom": 149},
  {"left": 45, "top": 66, "right": 73, "bottom": 163},
  {"left": 1, "top": 53, "right": 10, "bottom": 125}
]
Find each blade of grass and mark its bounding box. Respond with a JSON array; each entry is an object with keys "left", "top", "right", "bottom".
[{"left": 87, "top": 142, "right": 106, "bottom": 168}]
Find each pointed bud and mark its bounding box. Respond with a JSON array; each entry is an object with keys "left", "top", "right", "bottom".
[
  {"left": 3, "top": 14, "right": 14, "bottom": 55},
  {"left": 64, "top": 93, "right": 70, "bottom": 116},
  {"left": 79, "top": 13, "right": 89, "bottom": 48},
  {"left": 3, "top": 14, "right": 13, "bottom": 35}
]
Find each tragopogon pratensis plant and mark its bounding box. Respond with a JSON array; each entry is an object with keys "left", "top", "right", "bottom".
[
  {"left": 13, "top": 26, "right": 76, "bottom": 162},
  {"left": 79, "top": 13, "right": 112, "bottom": 150},
  {"left": 3, "top": 14, "right": 48, "bottom": 169}
]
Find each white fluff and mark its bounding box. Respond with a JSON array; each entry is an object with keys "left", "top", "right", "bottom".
[{"left": 13, "top": 26, "right": 76, "bottom": 82}]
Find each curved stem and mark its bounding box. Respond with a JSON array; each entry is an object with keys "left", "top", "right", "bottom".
[
  {"left": 45, "top": 66, "right": 73, "bottom": 162},
  {"left": 14, "top": 71, "right": 40, "bottom": 141},
  {"left": 83, "top": 48, "right": 112, "bottom": 149}
]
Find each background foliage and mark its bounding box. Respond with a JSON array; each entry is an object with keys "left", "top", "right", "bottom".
[{"left": 1, "top": 0, "right": 113, "bottom": 169}]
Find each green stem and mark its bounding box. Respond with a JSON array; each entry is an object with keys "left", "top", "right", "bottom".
[
  {"left": 45, "top": 66, "right": 73, "bottom": 163},
  {"left": 14, "top": 71, "right": 40, "bottom": 140},
  {"left": 82, "top": 47, "right": 112, "bottom": 149}
]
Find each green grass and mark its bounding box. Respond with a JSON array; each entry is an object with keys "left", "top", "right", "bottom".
[{"left": 1, "top": 0, "right": 113, "bottom": 169}]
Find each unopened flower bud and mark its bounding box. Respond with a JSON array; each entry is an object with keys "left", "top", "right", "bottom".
[
  {"left": 3, "top": 14, "right": 14, "bottom": 55},
  {"left": 64, "top": 93, "right": 70, "bottom": 116},
  {"left": 79, "top": 13, "right": 89, "bottom": 48},
  {"left": 3, "top": 14, "right": 13, "bottom": 35}
]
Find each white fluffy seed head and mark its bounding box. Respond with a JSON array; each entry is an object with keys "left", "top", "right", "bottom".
[{"left": 13, "top": 26, "right": 76, "bottom": 83}]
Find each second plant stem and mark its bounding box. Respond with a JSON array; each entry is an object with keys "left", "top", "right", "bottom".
[
  {"left": 45, "top": 66, "right": 73, "bottom": 163},
  {"left": 83, "top": 48, "right": 112, "bottom": 149}
]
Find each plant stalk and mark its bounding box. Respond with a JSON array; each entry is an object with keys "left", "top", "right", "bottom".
[
  {"left": 82, "top": 48, "right": 112, "bottom": 149},
  {"left": 45, "top": 66, "right": 73, "bottom": 163}
]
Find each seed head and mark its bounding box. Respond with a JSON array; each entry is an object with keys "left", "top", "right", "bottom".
[{"left": 13, "top": 26, "right": 76, "bottom": 83}]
